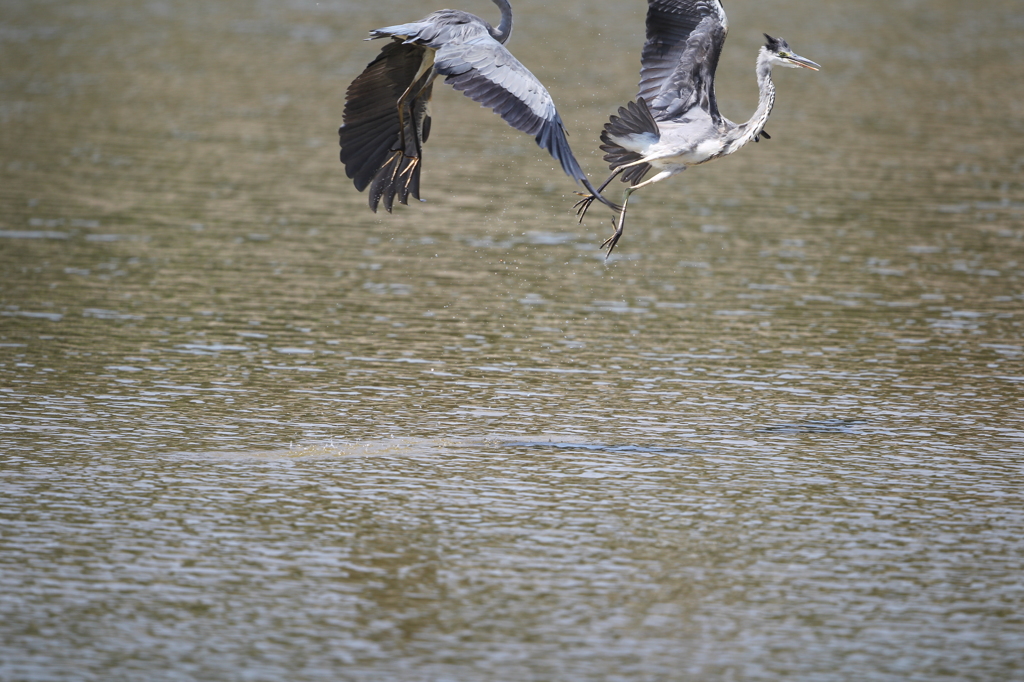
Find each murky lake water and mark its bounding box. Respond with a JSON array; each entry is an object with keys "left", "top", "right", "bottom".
[{"left": 2, "top": 0, "right": 1023, "bottom": 679}]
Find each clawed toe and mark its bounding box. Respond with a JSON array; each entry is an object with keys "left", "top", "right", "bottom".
[
  {"left": 601, "top": 221, "right": 624, "bottom": 258},
  {"left": 573, "top": 193, "right": 622, "bottom": 222},
  {"left": 574, "top": 194, "right": 597, "bottom": 223}
]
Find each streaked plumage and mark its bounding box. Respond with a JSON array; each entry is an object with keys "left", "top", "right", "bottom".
[
  {"left": 576, "top": 0, "right": 819, "bottom": 257},
  {"left": 338, "top": 0, "right": 614, "bottom": 213}
]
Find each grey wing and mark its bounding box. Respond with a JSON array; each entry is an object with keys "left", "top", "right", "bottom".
[
  {"left": 338, "top": 41, "right": 434, "bottom": 212},
  {"left": 432, "top": 35, "right": 589, "bottom": 185},
  {"left": 637, "top": 0, "right": 728, "bottom": 123}
]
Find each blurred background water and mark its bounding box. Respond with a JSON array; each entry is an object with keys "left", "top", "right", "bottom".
[{"left": 1, "top": 0, "right": 1023, "bottom": 679}]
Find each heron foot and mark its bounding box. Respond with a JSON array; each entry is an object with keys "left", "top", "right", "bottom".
[
  {"left": 573, "top": 192, "right": 597, "bottom": 224},
  {"left": 601, "top": 216, "right": 626, "bottom": 259}
]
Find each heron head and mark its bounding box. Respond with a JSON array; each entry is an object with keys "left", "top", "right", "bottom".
[{"left": 763, "top": 34, "right": 820, "bottom": 71}]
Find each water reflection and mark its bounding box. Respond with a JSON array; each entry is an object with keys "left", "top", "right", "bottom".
[
  {"left": 5, "top": 436, "right": 1023, "bottom": 679},
  {"left": 2, "top": 0, "right": 1023, "bottom": 678}
]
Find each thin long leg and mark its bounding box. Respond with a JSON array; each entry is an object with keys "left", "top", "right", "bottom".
[
  {"left": 574, "top": 168, "right": 623, "bottom": 223},
  {"left": 575, "top": 153, "right": 657, "bottom": 221},
  {"left": 598, "top": 170, "right": 674, "bottom": 258},
  {"left": 395, "top": 68, "right": 434, "bottom": 156},
  {"left": 579, "top": 174, "right": 622, "bottom": 212},
  {"left": 601, "top": 187, "right": 634, "bottom": 258}
]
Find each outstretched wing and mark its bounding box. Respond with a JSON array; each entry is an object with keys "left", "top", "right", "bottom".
[
  {"left": 637, "top": 0, "right": 728, "bottom": 124},
  {"left": 338, "top": 41, "right": 434, "bottom": 212},
  {"left": 430, "top": 25, "right": 590, "bottom": 186}
]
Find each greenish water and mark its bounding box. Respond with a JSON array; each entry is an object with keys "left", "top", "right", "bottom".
[{"left": 2, "top": 0, "right": 1023, "bottom": 679}]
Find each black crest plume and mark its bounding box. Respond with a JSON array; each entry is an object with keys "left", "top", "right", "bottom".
[{"left": 763, "top": 33, "right": 783, "bottom": 51}]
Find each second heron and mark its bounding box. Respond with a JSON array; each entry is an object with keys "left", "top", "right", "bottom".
[
  {"left": 575, "top": 0, "right": 820, "bottom": 257},
  {"left": 338, "top": 0, "right": 616, "bottom": 213}
]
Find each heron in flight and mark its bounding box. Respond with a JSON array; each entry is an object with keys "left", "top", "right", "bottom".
[
  {"left": 575, "top": 0, "right": 819, "bottom": 257},
  {"left": 338, "top": 0, "right": 616, "bottom": 213}
]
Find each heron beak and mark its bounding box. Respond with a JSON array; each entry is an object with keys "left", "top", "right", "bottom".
[{"left": 789, "top": 54, "right": 820, "bottom": 71}]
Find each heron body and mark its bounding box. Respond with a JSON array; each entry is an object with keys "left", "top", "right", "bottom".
[
  {"left": 338, "top": 0, "right": 614, "bottom": 213},
  {"left": 576, "top": 0, "right": 819, "bottom": 257}
]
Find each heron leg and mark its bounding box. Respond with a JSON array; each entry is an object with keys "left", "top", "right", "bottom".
[
  {"left": 390, "top": 48, "right": 436, "bottom": 158},
  {"left": 601, "top": 187, "right": 634, "bottom": 258},
  {"left": 394, "top": 71, "right": 433, "bottom": 156},
  {"left": 574, "top": 168, "right": 623, "bottom": 223},
  {"left": 598, "top": 168, "right": 676, "bottom": 257},
  {"left": 576, "top": 156, "right": 653, "bottom": 221}
]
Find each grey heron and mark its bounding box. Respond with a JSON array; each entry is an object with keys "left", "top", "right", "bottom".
[
  {"left": 338, "top": 0, "right": 616, "bottom": 213},
  {"left": 575, "top": 0, "right": 819, "bottom": 257}
]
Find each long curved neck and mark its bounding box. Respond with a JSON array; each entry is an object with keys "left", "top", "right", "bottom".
[
  {"left": 728, "top": 48, "right": 776, "bottom": 152},
  {"left": 489, "top": 0, "right": 513, "bottom": 43}
]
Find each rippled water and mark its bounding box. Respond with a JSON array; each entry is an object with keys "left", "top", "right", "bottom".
[{"left": 2, "top": 0, "right": 1023, "bottom": 679}]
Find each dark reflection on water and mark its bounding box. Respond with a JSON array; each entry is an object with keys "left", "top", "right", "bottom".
[
  {"left": 2, "top": 0, "right": 1023, "bottom": 679},
  {"left": 503, "top": 439, "right": 705, "bottom": 455},
  {"left": 757, "top": 418, "right": 865, "bottom": 434}
]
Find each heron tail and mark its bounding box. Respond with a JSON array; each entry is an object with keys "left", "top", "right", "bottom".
[{"left": 599, "top": 98, "right": 657, "bottom": 186}]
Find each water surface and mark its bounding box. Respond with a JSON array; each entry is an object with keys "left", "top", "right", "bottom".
[{"left": 2, "top": 0, "right": 1023, "bottom": 679}]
